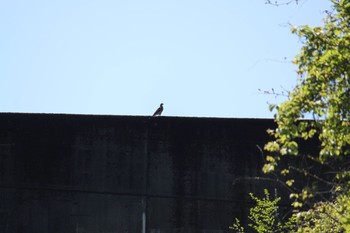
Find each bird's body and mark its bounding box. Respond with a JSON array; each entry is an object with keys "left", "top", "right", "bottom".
[{"left": 153, "top": 103, "right": 164, "bottom": 116}]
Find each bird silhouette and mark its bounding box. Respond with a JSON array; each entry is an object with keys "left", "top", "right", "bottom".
[{"left": 153, "top": 103, "right": 164, "bottom": 116}]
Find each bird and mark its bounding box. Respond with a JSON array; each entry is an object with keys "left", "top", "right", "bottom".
[{"left": 153, "top": 103, "right": 164, "bottom": 116}]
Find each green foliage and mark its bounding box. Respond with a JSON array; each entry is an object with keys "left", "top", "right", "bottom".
[
  {"left": 230, "top": 189, "right": 295, "bottom": 233},
  {"left": 265, "top": 0, "right": 350, "bottom": 201},
  {"left": 294, "top": 191, "right": 350, "bottom": 232},
  {"left": 231, "top": 190, "right": 350, "bottom": 232},
  {"left": 233, "top": 0, "right": 350, "bottom": 232},
  {"left": 229, "top": 218, "right": 245, "bottom": 233},
  {"left": 260, "top": 0, "right": 350, "bottom": 231},
  {"left": 248, "top": 190, "right": 282, "bottom": 233}
]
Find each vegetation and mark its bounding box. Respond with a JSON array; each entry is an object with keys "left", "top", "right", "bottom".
[
  {"left": 264, "top": 0, "right": 300, "bottom": 6},
  {"left": 230, "top": 189, "right": 296, "bottom": 232},
  {"left": 233, "top": 0, "right": 350, "bottom": 231}
]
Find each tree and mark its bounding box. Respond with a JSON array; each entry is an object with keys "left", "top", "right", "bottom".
[
  {"left": 294, "top": 192, "right": 350, "bottom": 232},
  {"left": 232, "top": 0, "right": 350, "bottom": 232},
  {"left": 261, "top": 0, "right": 350, "bottom": 230},
  {"left": 230, "top": 189, "right": 296, "bottom": 233}
]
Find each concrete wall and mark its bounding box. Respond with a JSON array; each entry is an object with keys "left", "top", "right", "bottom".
[{"left": 0, "top": 113, "right": 278, "bottom": 233}]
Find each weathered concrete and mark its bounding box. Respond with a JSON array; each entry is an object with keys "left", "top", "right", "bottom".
[{"left": 0, "top": 113, "right": 279, "bottom": 233}]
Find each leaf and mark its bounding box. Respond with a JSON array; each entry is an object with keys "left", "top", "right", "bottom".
[{"left": 286, "top": 179, "right": 295, "bottom": 187}]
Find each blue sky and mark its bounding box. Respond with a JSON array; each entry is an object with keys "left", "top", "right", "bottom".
[{"left": 1, "top": 0, "right": 331, "bottom": 118}]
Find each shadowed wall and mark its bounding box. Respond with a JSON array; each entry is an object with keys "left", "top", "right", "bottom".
[{"left": 0, "top": 113, "right": 278, "bottom": 233}]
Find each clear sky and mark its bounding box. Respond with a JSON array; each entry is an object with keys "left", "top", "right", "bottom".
[{"left": 1, "top": 0, "right": 331, "bottom": 118}]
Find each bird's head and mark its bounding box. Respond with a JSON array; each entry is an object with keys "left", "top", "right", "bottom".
[{"left": 160, "top": 103, "right": 164, "bottom": 107}]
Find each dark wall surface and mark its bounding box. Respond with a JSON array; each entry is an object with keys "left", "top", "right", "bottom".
[{"left": 0, "top": 113, "right": 278, "bottom": 233}]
